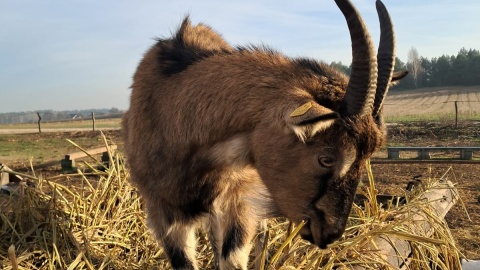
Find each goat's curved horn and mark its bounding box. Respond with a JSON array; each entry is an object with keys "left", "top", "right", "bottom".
[
  {"left": 335, "top": 0, "right": 378, "bottom": 117},
  {"left": 372, "top": 0, "right": 395, "bottom": 120}
]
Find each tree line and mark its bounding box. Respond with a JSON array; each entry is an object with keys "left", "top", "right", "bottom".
[
  {"left": 0, "top": 108, "right": 122, "bottom": 124},
  {"left": 330, "top": 47, "right": 480, "bottom": 90}
]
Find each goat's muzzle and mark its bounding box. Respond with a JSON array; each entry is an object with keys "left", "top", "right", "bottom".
[
  {"left": 300, "top": 211, "right": 347, "bottom": 249},
  {"left": 300, "top": 180, "right": 357, "bottom": 249}
]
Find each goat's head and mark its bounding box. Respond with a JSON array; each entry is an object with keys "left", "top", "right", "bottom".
[{"left": 251, "top": 0, "right": 407, "bottom": 248}]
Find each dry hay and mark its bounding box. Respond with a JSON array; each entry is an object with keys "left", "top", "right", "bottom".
[{"left": 0, "top": 135, "right": 464, "bottom": 269}]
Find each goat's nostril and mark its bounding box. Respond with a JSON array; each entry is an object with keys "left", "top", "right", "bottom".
[
  {"left": 300, "top": 232, "right": 314, "bottom": 243},
  {"left": 299, "top": 220, "right": 315, "bottom": 243},
  {"left": 318, "top": 240, "right": 329, "bottom": 249},
  {"left": 316, "top": 227, "right": 344, "bottom": 249}
]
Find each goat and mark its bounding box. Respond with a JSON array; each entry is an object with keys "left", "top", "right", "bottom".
[{"left": 122, "top": 0, "right": 407, "bottom": 269}]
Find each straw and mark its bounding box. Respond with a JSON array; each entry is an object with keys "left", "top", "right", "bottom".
[{"left": 0, "top": 135, "right": 463, "bottom": 269}]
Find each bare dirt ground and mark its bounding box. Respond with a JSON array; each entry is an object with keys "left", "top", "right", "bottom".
[
  {"left": 370, "top": 121, "right": 480, "bottom": 259},
  {"left": 2, "top": 121, "right": 480, "bottom": 260}
]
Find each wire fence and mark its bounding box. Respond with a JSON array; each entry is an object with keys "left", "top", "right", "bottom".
[
  {"left": 383, "top": 100, "right": 479, "bottom": 106},
  {"left": 383, "top": 100, "right": 480, "bottom": 124}
]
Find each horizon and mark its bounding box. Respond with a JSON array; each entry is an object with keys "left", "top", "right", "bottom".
[{"left": 1, "top": 0, "right": 479, "bottom": 113}]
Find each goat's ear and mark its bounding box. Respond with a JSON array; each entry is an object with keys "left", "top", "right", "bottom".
[
  {"left": 389, "top": 70, "right": 409, "bottom": 86},
  {"left": 287, "top": 101, "right": 339, "bottom": 142}
]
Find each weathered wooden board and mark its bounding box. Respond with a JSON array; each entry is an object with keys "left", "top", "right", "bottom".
[{"left": 352, "top": 180, "right": 457, "bottom": 270}]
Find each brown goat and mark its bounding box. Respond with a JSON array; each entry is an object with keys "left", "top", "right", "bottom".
[{"left": 122, "top": 0, "right": 407, "bottom": 269}]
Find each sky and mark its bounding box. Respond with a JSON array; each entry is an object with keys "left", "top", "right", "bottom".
[{"left": 1, "top": 0, "right": 479, "bottom": 113}]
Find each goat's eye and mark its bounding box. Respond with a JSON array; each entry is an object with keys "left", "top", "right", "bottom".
[{"left": 319, "top": 157, "right": 336, "bottom": 168}]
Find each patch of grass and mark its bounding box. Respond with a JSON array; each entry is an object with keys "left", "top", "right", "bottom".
[
  {"left": 0, "top": 131, "right": 121, "bottom": 166},
  {"left": 0, "top": 134, "right": 64, "bottom": 163}
]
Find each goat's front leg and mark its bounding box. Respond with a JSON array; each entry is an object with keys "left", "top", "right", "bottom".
[
  {"left": 210, "top": 202, "right": 259, "bottom": 270},
  {"left": 254, "top": 219, "right": 269, "bottom": 270},
  {"left": 146, "top": 205, "right": 198, "bottom": 270}
]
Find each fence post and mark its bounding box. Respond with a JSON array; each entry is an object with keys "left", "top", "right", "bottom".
[
  {"left": 37, "top": 112, "right": 42, "bottom": 133},
  {"left": 92, "top": 112, "right": 96, "bottom": 131},
  {"left": 454, "top": 101, "right": 458, "bottom": 128}
]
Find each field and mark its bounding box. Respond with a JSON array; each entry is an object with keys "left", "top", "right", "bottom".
[
  {"left": 0, "top": 118, "right": 121, "bottom": 134},
  {"left": 1, "top": 87, "right": 480, "bottom": 268},
  {"left": 383, "top": 86, "right": 480, "bottom": 122}
]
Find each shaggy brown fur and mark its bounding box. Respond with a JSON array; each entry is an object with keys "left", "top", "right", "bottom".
[{"left": 123, "top": 2, "right": 406, "bottom": 269}]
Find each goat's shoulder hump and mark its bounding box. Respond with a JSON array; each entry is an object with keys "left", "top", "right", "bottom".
[{"left": 156, "top": 17, "right": 234, "bottom": 76}]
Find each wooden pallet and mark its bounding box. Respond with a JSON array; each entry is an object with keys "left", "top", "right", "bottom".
[{"left": 387, "top": 146, "right": 480, "bottom": 160}]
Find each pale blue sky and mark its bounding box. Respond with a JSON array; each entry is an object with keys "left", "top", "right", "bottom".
[{"left": 1, "top": 0, "right": 478, "bottom": 113}]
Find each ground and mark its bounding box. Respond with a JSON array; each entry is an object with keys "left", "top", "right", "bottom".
[
  {"left": 370, "top": 121, "right": 480, "bottom": 259},
  {"left": 1, "top": 121, "right": 479, "bottom": 260}
]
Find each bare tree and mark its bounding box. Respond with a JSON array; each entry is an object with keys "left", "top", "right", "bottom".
[{"left": 407, "top": 47, "right": 422, "bottom": 88}]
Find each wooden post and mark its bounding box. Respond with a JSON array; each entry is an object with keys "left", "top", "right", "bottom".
[
  {"left": 92, "top": 112, "right": 95, "bottom": 131},
  {"left": 36, "top": 112, "right": 42, "bottom": 133},
  {"left": 454, "top": 101, "right": 458, "bottom": 128}
]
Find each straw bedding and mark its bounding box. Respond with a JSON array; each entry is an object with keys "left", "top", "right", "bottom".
[{"left": 0, "top": 135, "right": 463, "bottom": 269}]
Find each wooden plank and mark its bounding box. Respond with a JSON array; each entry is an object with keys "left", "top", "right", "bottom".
[
  {"left": 0, "top": 170, "right": 8, "bottom": 186},
  {"left": 387, "top": 146, "right": 479, "bottom": 160},
  {"left": 371, "top": 159, "right": 480, "bottom": 164},
  {"left": 0, "top": 164, "right": 23, "bottom": 185},
  {"left": 352, "top": 180, "right": 457, "bottom": 270},
  {"left": 388, "top": 146, "right": 480, "bottom": 150},
  {"left": 61, "top": 145, "right": 117, "bottom": 172},
  {"left": 66, "top": 145, "right": 117, "bottom": 160}
]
